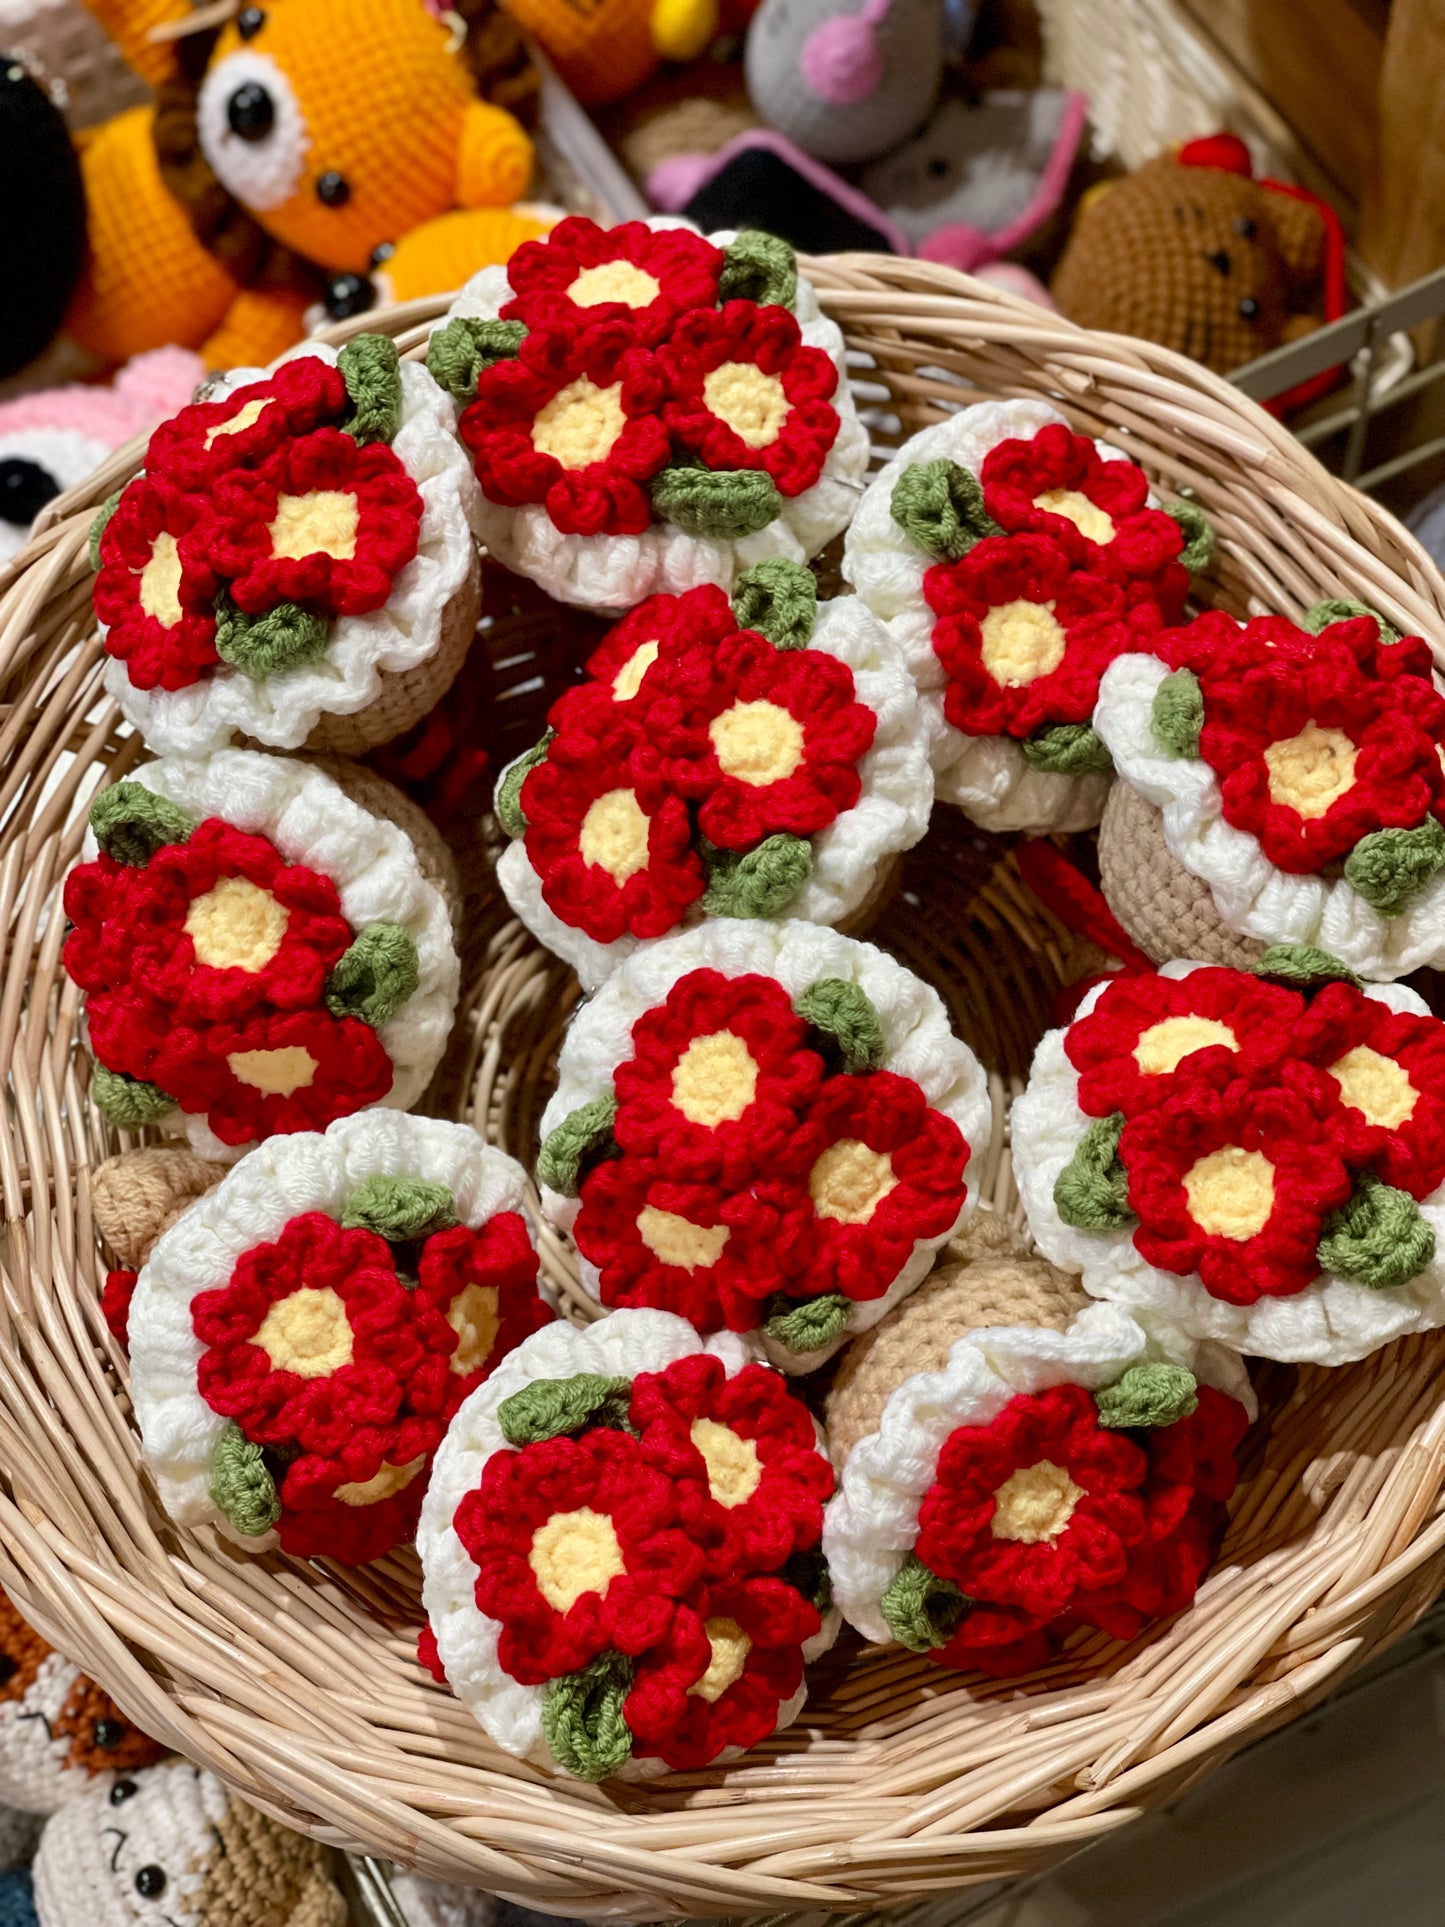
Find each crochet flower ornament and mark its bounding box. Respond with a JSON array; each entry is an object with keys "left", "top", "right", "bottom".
[
  {"left": 128, "top": 1112, "right": 551, "bottom": 1565},
  {"left": 495, "top": 560, "right": 931, "bottom": 986},
  {"left": 1012, "top": 956, "right": 1445, "bottom": 1364},
  {"left": 822, "top": 1232, "right": 1252, "bottom": 1675},
  {"left": 842, "top": 399, "right": 1212, "bottom": 832},
  {"left": 428, "top": 218, "right": 869, "bottom": 609},
  {"left": 64, "top": 751, "right": 459, "bottom": 1159},
  {"left": 92, "top": 336, "right": 481, "bottom": 757},
  {"left": 416, "top": 1309, "right": 837, "bottom": 1781},
  {"left": 1093, "top": 606, "right": 1445, "bottom": 978},
  {"left": 536, "top": 922, "right": 991, "bottom": 1368}
]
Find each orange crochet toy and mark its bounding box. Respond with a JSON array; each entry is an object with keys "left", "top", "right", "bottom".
[
  {"left": 68, "top": 0, "right": 549, "bottom": 368},
  {"left": 502, "top": 0, "right": 731, "bottom": 107}
]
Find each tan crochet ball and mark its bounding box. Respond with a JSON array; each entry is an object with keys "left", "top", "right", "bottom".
[
  {"left": 1098, "top": 778, "right": 1267, "bottom": 969},
  {"left": 91, "top": 1147, "right": 228, "bottom": 1269},
  {"left": 191, "top": 1790, "right": 347, "bottom": 1927}
]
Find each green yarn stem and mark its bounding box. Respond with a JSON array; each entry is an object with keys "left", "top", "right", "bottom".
[
  {"left": 1251, "top": 944, "right": 1362, "bottom": 989},
  {"left": 338, "top": 332, "right": 403, "bottom": 446},
  {"left": 889, "top": 457, "right": 1001, "bottom": 562},
  {"left": 1095, "top": 1363, "right": 1198, "bottom": 1430},
  {"left": 717, "top": 230, "right": 798, "bottom": 310},
  {"left": 209, "top": 1422, "right": 281, "bottom": 1538},
  {"left": 214, "top": 589, "right": 331, "bottom": 680},
  {"left": 495, "top": 731, "right": 553, "bottom": 838},
  {"left": 650, "top": 463, "right": 783, "bottom": 539},
  {"left": 1164, "top": 499, "right": 1216, "bottom": 574},
  {"left": 763, "top": 1292, "right": 851, "bottom": 1354},
  {"left": 89, "top": 781, "right": 194, "bottom": 865},
  {"left": 537, "top": 1095, "right": 618, "bottom": 1197},
  {"left": 541, "top": 1652, "right": 635, "bottom": 1782},
  {"left": 701, "top": 833, "right": 811, "bottom": 918},
  {"left": 781, "top": 1546, "right": 834, "bottom": 1614},
  {"left": 1304, "top": 597, "right": 1401, "bottom": 647},
  {"left": 341, "top": 1174, "right": 456, "bottom": 1241},
  {"left": 1020, "top": 722, "right": 1113, "bottom": 775},
  {"left": 324, "top": 924, "right": 420, "bottom": 1028},
  {"left": 1318, "top": 1172, "right": 1436, "bottom": 1290},
  {"left": 880, "top": 1553, "right": 968, "bottom": 1653},
  {"left": 1151, "top": 667, "right": 1204, "bottom": 759},
  {"left": 89, "top": 490, "right": 121, "bottom": 571},
  {"left": 730, "top": 558, "right": 817, "bottom": 650},
  {"left": 1054, "top": 1112, "right": 1131, "bottom": 1230},
  {"left": 794, "top": 977, "right": 885, "bottom": 1073},
  {"left": 1343, "top": 820, "right": 1445, "bottom": 916},
  {"left": 90, "top": 1066, "right": 175, "bottom": 1128},
  {"left": 497, "top": 1373, "right": 635, "bottom": 1446},
  {"left": 425, "top": 317, "right": 526, "bottom": 403}
]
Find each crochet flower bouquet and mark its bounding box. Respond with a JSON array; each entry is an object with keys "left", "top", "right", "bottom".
[
  {"left": 1012, "top": 959, "right": 1445, "bottom": 1364},
  {"left": 536, "top": 923, "right": 991, "bottom": 1366},
  {"left": 63, "top": 751, "right": 458, "bottom": 1158},
  {"left": 494, "top": 560, "right": 931, "bottom": 986},
  {"left": 1093, "top": 606, "right": 1445, "bottom": 977},
  {"left": 428, "top": 218, "right": 869, "bottom": 607},
  {"left": 129, "top": 1112, "right": 552, "bottom": 1564},
  {"left": 843, "top": 399, "right": 1212, "bottom": 831},
  {"left": 92, "top": 336, "right": 479, "bottom": 756},
  {"left": 822, "top": 1229, "right": 1252, "bottom": 1674},
  {"left": 417, "top": 1310, "right": 837, "bottom": 1780}
]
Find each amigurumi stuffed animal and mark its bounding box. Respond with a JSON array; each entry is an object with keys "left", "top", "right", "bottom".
[
  {"left": 66, "top": 0, "right": 543, "bottom": 368},
  {"left": 744, "top": 0, "right": 944, "bottom": 165}
]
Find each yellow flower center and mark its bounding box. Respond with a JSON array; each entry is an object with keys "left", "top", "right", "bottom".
[
  {"left": 528, "top": 1507, "right": 626, "bottom": 1612},
  {"left": 205, "top": 396, "right": 269, "bottom": 448},
  {"left": 1183, "top": 1145, "right": 1276, "bottom": 1240},
  {"left": 637, "top": 1206, "right": 729, "bottom": 1272},
  {"left": 568, "top": 260, "right": 662, "bottom": 308},
  {"left": 613, "top": 639, "right": 660, "bottom": 701},
  {"left": 225, "top": 1045, "right": 318, "bottom": 1096},
  {"left": 1264, "top": 721, "right": 1358, "bottom": 819},
  {"left": 991, "top": 1460, "right": 1084, "bottom": 1542},
  {"left": 979, "top": 599, "right": 1067, "bottom": 686},
  {"left": 689, "top": 1617, "right": 752, "bottom": 1701},
  {"left": 531, "top": 378, "right": 627, "bottom": 469},
  {"left": 138, "top": 531, "right": 184, "bottom": 628},
  {"left": 671, "top": 1030, "right": 759, "bottom": 1126},
  {"left": 185, "top": 876, "right": 288, "bottom": 973},
  {"left": 703, "top": 361, "right": 789, "bottom": 449},
  {"left": 255, "top": 1285, "right": 353, "bottom": 1378},
  {"left": 1329, "top": 1045, "right": 1417, "bottom": 1129},
  {"left": 269, "top": 489, "right": 359, "bottom": 562},
  {"left": 334, "top": 1455, "right": 427, "bottom": 1507},
  {"left": 1034, "top": 487, "right": 1115, "bottom": 545},
  {"left": 1134, "top": 1015, "right": 1238, "bottom": 1076},
  {"left": 709, "top": 699, "right": 805, "bottom": 787},
  {"left": 445, "top": 1283, "right": 501, "bottom": 1376},
  {"left": 578, "top": 788, "right": 651, "bottom": 883},
  {"left": 808, "top": 1139, "right": 898, "bottom": 1224},
  {"left": 689, "top": 1418, "right": 762, "bottom": 1508}
]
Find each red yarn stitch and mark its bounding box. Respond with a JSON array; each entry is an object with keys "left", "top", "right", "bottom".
[
  {"left": 94, "top": 474, "right": 221, "bottom": 692},
  {"left": 413, "top": 1212, "right": 554, "bottom": 1418},
  {"left": 459, "top": 320, "right": 670, "bottom": 536},
  {"left": 575, "top": 584, "right": 737, "bottom": 720},
  {"left": 501, "top": 217, "right": 725, "bottom": 346},
  {"left": 102, "top": 1269, "right": 137, "bottom": 1348},
  {"left": 145, "top": 356, "right": 350, "bottom": 492},
  {"left": 417, "top": 1622, "right": 448, "bottom": 1683},
  {"left": 659, "top": 301, "right": 840, "bottom": 497},
  {"left": 1294, "top": 981, "right": 1445, "bottom": 1199},
  {"left": 1161, "top": 609, "right": 1436, "bottom": 691}
]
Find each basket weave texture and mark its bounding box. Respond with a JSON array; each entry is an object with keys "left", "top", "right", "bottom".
[{"left": 4, "top": 260, "right": 1445, "bottom": 1919}]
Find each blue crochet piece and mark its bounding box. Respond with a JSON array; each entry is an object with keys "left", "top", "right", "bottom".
[{"left": 0, "top": 1867, "right": 36, "bottom": 1927}]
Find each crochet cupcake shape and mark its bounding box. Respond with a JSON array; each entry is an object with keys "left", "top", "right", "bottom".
[
  {"left": 1011, "top": 957, "right": 1445, "bottom": 1364},
  {"left": 842, "top": 399, "right": 1212, "bottom": 832},
  {"left": 416, "top": 1309, "right": 837, "bottom": 1781},
  {"left": 91, "top": 336, "right": 480, "bottom": 757},
  {"left": 494, "top": 560, "right": 932, "bottom": 987},
  {"left": 128, "top": 1112, "right": 551, "bottom": 1564},
  {"left": 64, "top": 750, "right": 459, "bottom": 1159},
  {"left": 1092, "top": 605, "right": 1445, "bottom": 978},
  {"left": 536, "top": 922, "right": 992, "bottom": 1368},
  {"left": 822, "top": 1226, "right": 1252, "bottom": 1675},
  {"left": 428, "top": 218, "right": 869, "bottom": 609}
]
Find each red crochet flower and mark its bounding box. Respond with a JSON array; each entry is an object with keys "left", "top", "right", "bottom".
[
  {"left": 629, "top": 1354, "right": 834, "bottom": 1576},
  {"left": 94, "top": 475, "right": 220, "bottom": 692},
  {"left": 413, "top": 1213, "right": 553, "bottom": 1418},
  {"left": 660, "top": 301, "right": 839, "bottom": 497},
  {"left": 459, "top": 320, "right": 669, "bottom": 536},
  {"left": 625, "top": 1573, "right": 819, "bottom": 1769},
  {"left": 1161, "top": 610, "right": 1437, "bottom": 693},
  {"left": 456, "top": 1426, "right": 706, "bottom": 1685},
  {"left": 980, "top": 423, "right": 1186, "bottom": 611},
  {"left": 271, "top": 1446, "right": 440, "bottom": 1564},
  {"left": 1063, "top": 968, "right": 1306, "bottom": 1119},
  {"left": 612, "top": 969, "right": 826, "bottom": 1187},
  {"left": 641, "top": 625, "right": 876, "bottom": 850},
  {"left": 573, "top": 584, "right": 737, "bottom": 720},
  {"left": 144, "top": 356, "right": 349, "bottom": 491},
  {"left": 1294, "top": 981, "right": 1445, "bottom": 1199},
  {"left": 572, "top": 1154, "right": 786, "bottom": 1331},
  {"left": 924, "top": 534, "right": 1156, "bottom": 739},
  {"left": 1120, "top": 1076, "right": 1352, "bottom": 1303},
  {"left": 919, "top": 1382, "right": 1246, "bottom": 1676},
  {"left": 501, "top": 217, "right": 724, "bottom": 345},
  {"left": 766, "top": 1071, "right": 969, "bottom": 1302},
  {"left": 519, "top": 707, "right": 706, "bottom": 945},
  {"left": 64, "top": 819, "right": 353, "bottom": 1024},
  {"left": 206, "top": 428, "right": 422, "bottom": 618}
]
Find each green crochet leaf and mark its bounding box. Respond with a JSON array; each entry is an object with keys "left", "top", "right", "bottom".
[
  {"left": 1250, "top": 944, "right": 1363, "bottom": 990},
  {"left": 425, "top": 317, "right": 526, "bottom": 403},
  {"left": 541, "top": 1652, "right": 635, "bottom": 1782},
  {"left": 89, "top": 781, "right": 194, "bottom": 865},
  {"left": 1303, "top": 597, "right": 1402, "bottom": 647},
  {"left": 324, "top": 924, "right": 420, "bottom": 1027},
  {"left": 1054, "top": 1112, "right": 1132, "bottom": 1230},
  {"left": 338, "top": 332, "right": 403, "bottom": 445},
  {"left": 209, "top": 1422, "right": 281, "bottom": 1538},
  {"left": 889, "top": 457, "right": 1001, "bottom": 562},
  {"left": 89, "top": 490, "right": 122, "bottom": 572},
  {"left": 717, "top": 230, "right": 798, "bottom": 310},
  {"left": 495, "top": 731, "right": 554, "bottom": 839},
  {"left": 651, "top": 462, "right": 783, "bottom": 539},
  {"left": 1318, "top": 1172, "right": 1436, "bottom": 1290},
  {"left": 1151, "top": 668, "right": 1204, "bottom": 759},
  {"left": 341, "top": 1174, "right": 456, "bottom": 1242},
  {"left": 90, "top": 1067, "right": 174, "bottom": 1128},
  {"left": 214, "top": 590, "right": 331, "bottom": 680},
  {"left": 731, "top": 558, "right": 817, "bottom": 650},
  {"left": 1344, "top": 820, "right": 1445, "bottom": 916},
  {"left": 1095, "top": 1363, "right": 1198, "bottom": 1430},
  {"left": 701, "top": 833, "right": 812, "bottom": 918},
  {"left": 795, "top": 977, "right": 885, "bottom": 1073},
  {"left": 1020, "top": 722, "right": 1113, "bottom": 775},
  {"left": 1164, "top": 499, "right": 1215, "bottom": 574},
  {"left": 537, "top": 1095, "right": 618, "bottom": 1197},
  {"left": 763, "top": 1292, "right": 851, "bottom": 1355},
  {"left": 880, "top": 1553, "right": 969, "bottom": 1653},
  {"left": 498, "top": 1373, "right": 635, "bottom": 1446}
]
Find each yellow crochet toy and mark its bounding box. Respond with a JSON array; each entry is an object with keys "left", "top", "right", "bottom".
[
  {"left": 68, "top": 0, "right": 548, "bottom": 368},
  {"left": 502, "top": 0, "right": 721, "bottom": 107}
]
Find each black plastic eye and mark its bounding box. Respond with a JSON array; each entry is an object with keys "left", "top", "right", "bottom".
[
  {"left": 927, "top": 156, "right": 949, "bottom": 178},
  {"left": 1238, "top": 295, "right": 1260, "bottom": 319},
  {"left": 0, "top": 1653, "right": 17, "bottom": 1685},
  {"left": 135, "top": 1866, "right": 167, "bottom": 1899},
  {"left": 109, "top": 1778, "right": 139, "bottom": 1805},
  {"left": 237, "top": 5, "right": 265, "bottom": 35},
  {"left": 370, "top": 240, "right": 395, "bottom": 267},
  {"left": 226, "top": 80, "right": 274, "bottom": 140},
  {"left": 324, "top": 272, "right": 375, "bottom": 320},
  {"left": 92, "top": 1718, "right": 125, "bottom": 1749},
  {"left": 0, "top": 457, "right": 59, "bottom": 525},
  {"left": 1205, "top": 248, "right": 1232, "bottom": 276},
  {"left": 315, "top": 170, "right": 350, "bottom": 207},
  {"left": 1234, "top": 215, "right": 1256, "bottom": 238}
]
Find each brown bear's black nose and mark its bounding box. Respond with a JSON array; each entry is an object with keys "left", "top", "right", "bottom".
[
  {"left": 316, "top": 170, "right": 351, "bottom": 207},
  {"left": 0, "top": 458, "right": 58, "bottom": 526},
  {"left": 227, "top": 80, "right": 274, "bottom": 140}
]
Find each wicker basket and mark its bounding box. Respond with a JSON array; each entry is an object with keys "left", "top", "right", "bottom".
[{"left": 5, "top": 263, "right": 1445, "bottom": 1919}]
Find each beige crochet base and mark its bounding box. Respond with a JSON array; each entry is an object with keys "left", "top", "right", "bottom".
[
  {"left": 191, "top": 1787, "right": 347, "bottom": 1927},
  {"left": 1098, "top": 779, "right": 1267, "bottom": 969},
  {"left": 312, "top": 757, "right": 463, "bottom": 936},
  {"left": 91, "top": 1148, "right": 228, "bottom": 1271}
]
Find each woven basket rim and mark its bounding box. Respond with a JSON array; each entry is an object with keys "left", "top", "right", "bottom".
[{"left": 4, "top": 256, "right": 1445, "bottom": 1919}]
